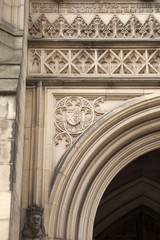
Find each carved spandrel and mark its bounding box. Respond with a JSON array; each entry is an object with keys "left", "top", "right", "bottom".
[
  {"left": 52, "top": 96, "right": 125, "bottom": 163},
  {"left": 54, "top": 97, "right": 94, "bottom": 136}
]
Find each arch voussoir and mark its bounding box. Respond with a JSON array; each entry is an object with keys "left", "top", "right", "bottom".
[{"left": 48, "top": 93, "right": 160, "bottom": 240}]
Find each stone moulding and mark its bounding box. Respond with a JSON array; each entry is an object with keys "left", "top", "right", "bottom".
[
  {"left": 29, "top": 48, "right": 160, "bottom": 76},
  {"left": 48, "top": 93, "right": 160, "bottom": 240},
  {"left": 28, "top": 14, "right": 160, "bottom": 39},
  {"left": 30, "top": 1, "right": 160, "bottom": 14}
]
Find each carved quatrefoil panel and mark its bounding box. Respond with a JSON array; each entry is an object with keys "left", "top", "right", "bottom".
[
  {"left": 54, "top": 97, "right": 94, "bottom": 135},
  {"left": 148, "top": 50, "right": 160, "bottom": 74},
  {"left": 123, "top": 50, "right": 146, "bottom": 74},
  {"left": 53, "top": 96, "right": 111, "bottom": 161},
  {"left": 29, "top": 49, "right": 160, "bottom": 76},
  {"left": 44, "top": 50, "right": 69, "bottom": 74},
  {"left": 98, "top": 50, "right": 121, "bottom": 74},
  {"left": 72, "top": 50, "right": 95, "bottom": 74}
]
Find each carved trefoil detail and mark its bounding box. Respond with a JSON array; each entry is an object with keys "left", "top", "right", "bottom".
[
  {"left": 53, "top": 96, "right": 119, "bottom": 161},
  {"left": 53, "top": 96, "right": 111, "bottom": 139},
  {"left": 29, "top": 49, "right": 160, "bottom": 76},
  {"left": 28, "top": 14, "right": 160, "bottom": 39},
  {"left": 54, "top": 97, "right": 94, "bottom": 136},
  {"left": 54, "top": 132, "right": 72, "bottom": 149},
  {"left": 54, "top": 132, "right": 72, "bottom": 158},
  {"left": 93, "top": 97, "right": 109, "bottom": 116}
]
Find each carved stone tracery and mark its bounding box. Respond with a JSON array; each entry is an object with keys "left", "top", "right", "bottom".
[
  {"left": 28, "top": 14, "right": 160, "bottom": 39},
  {"left": 53, "top": 96, "right": 111, "bottom": 150},
  {"left": 29, "top": 49, "right": 160, "bottom": 76},
  {"left": 54, "top": 132, "right": 72, "bottom": 149},
  {"left": 93, "top": 97, "right": 108, "bottom": 115},
  {"left": 54, "top": 96, "right": 94, "bottom": 136},
  {"left": 124, "top": 15, "right": 142, "bottom": 38},
  {"left": 53, "top": 96, "right": 111, "bottom": 135}
]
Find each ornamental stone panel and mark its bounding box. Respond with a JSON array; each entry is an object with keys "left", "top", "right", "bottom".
[
  {"left": 30, "top": 1, "right": 160, "bottom": 14},
  {"left": 28, "top": 14, "right": 160, "bottom": 39},
  {"left": 28, "top": 48, "right": 160, "bottom": 77}
]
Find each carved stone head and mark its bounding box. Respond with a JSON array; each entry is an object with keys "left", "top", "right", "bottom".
[
  {"left": 22, "top": 205, "right": 45, "bottom": 239},
  {"left": 28, "top": 213, "right": 41, "bottom": 230}
]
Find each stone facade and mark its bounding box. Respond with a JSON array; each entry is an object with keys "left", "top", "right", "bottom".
[
  {"left": 0, "top": 0, "right": 26, "bottom": 239},
  {"left": 0, "top": 0, "right": 160, "bottom": 240}
]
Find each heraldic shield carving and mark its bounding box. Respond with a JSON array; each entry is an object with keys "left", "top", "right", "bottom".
[{"left": 54, "top": 97, "right": 94, "bottom": 135}]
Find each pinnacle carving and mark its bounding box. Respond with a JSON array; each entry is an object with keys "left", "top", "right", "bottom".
[{"left": 28, "top": 14, "right": 160, "bottom": 39}]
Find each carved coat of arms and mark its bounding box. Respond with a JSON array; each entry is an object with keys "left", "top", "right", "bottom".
[
  {"left": 66, "top": 109, "right": 81, "bottom": 126},
  {"left": 54, "top": 97, "right": 94, "bottom": 135}
]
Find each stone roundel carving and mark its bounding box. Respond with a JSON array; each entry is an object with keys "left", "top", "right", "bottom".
[
  {"left": 93, "top": 97, "right": 108, "bottom": 115},
  {"left": 54, "top": 97, "right": 94, "bottom": 135}
]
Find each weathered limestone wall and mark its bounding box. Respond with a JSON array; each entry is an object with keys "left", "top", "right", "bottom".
[
  {"left": 2, "top": 0, "right": 24, "bottom": 29},
  {"left": 0, "top": 0, "right": 26, "bottom": 239},
  {"left": 0, "top": 96, "right": 16, "bottom": 240},
  {"left": 22, "top": 0, "right": 160, "bottom": 240}
]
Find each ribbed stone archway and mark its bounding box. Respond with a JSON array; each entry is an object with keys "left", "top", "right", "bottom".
[
  {"left": 48, "top": 93, "right": 160, "bottom": 240},
  {"left": 94, "top": 176, "right": 160, "bottom": 239}
]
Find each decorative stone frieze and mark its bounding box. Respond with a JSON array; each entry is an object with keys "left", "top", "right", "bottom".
[
  {"left": 30, "top": 1, "right": 160, "bottom": 14},
  {"left": 29, "top": 48, "right": 160, "bottom": 76},
  {"left": 28, "top": 14, "right": 160, "bottom": 39}
]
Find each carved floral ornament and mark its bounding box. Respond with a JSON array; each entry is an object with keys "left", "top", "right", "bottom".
[
  {"left": 28, "top": 14, "right": 160, "bottom": 39},
  {"left": 54, "top": 96, "right": 94, "bottom": 135},
  {"left": 29, "top": 48, "right": 160, "bottom": 76},
  {"left": 53, "top": 96, "right": 109, "bottom": 148}
]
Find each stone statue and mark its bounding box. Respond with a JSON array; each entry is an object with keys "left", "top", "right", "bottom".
[{"left": 22, "top": 205, "right": 47, "bottom": 239}]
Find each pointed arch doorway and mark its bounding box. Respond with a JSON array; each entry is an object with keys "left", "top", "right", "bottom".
[
  {"left": 48, "top": 94, "right": 160, "bottom": 240},
  {"left": 93, "top": 149, "right": 160, "bottom": 240}
]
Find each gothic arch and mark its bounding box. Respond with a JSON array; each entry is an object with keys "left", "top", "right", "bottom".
[
  {"left": 94, "top": 177, "right": 160, "bottom": 238},
  {"left": 48, "top": 93, "right": 160, "bottom": 240}
]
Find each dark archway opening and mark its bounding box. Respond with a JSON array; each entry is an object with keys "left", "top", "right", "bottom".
[{"left": 93, "top": 149, "right": 160, "bottom": 240}]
